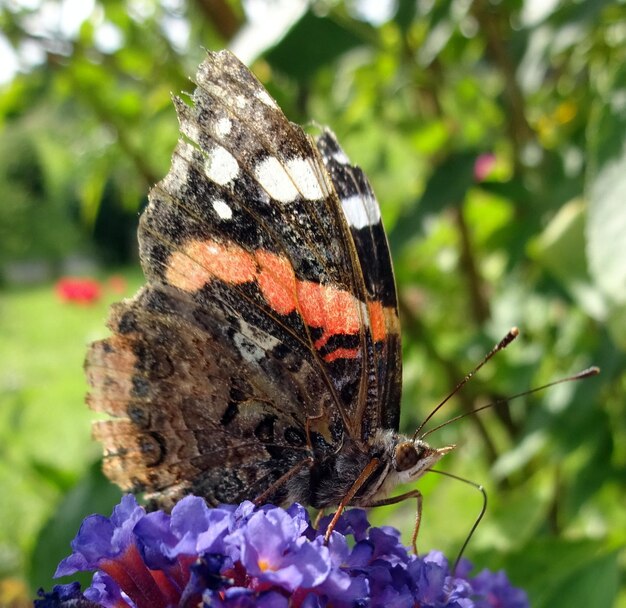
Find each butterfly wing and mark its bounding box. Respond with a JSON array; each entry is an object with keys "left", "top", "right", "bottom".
[
  {"left": 86, "top": 50, "right": 402, "bottom": 508},
  {"left": 316, "top": 129, "right": 402, "bottom": 434},
  {"left": 88, "top": 285, "right": 331, "bottom": 507}
]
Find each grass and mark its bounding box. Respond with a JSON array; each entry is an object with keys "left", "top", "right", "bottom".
[{"left": 0, "top": 270, "right": 143, "bottom": 581}]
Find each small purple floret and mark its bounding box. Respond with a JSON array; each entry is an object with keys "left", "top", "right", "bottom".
[
  {"left": 55, "top": 495, "right": 145, "bottom": 577},
  {"left": 235, "top": 508, "right": 330, "bottom": 590},
  {"left": 83, "top": 572, "right": 130, "bottom": 608},
  {"left": 471, "top": 568, "right": 530, "bottom": 608},
  {"left": 35, "top": 581, "right": 101, "bottom": 608}
]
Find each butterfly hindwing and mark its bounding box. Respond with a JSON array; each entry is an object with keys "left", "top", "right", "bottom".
[{"left": 88, "top": 285, "right": 333, "bottom": 507}]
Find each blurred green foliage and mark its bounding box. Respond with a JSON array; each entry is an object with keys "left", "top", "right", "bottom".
[{"left": 0, "top": 1, "right": 625, "bottom": 606}]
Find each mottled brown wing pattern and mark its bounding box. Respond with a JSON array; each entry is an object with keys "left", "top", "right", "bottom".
[
  {"left": 87, "top": 285, "right": 334, "bottom": 507},
  {"left": 85, "top": 50, "right": 401, "bottom": 508}
]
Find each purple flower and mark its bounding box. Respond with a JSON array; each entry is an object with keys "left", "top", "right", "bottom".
[
  {"left": 83, "top": 572, "right": 131, "bottom": 608},
  {"left": 55, "top": 495, "right": 145, "bottom": 575},
  {"left": 233, "top": 507, "right": 330, "bottom": 590},
  {"left": 42, "top": 495, "right": 529, "bottom": 608},
  {"left": 470, "top": 569, "right": 529, "bottom": 608},
  {"left": 35, "top": 581, "right": 101, "bottom": 608},
  {"left": 320, "top": 507, "right": 370, "bottom": 542}
]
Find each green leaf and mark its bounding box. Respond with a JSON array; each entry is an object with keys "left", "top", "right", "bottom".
[
  {"left": 265, "top": 11, "right": 368, "bottom": 80},
  {"left": 389, "top": 151, "right": 477, "bottom": 253},
  {"left": 587, "top": 60, "right": 626, "bottom": 346},
  {"left": 530, "top": 199, "right": 606, "bottom": 318},
  {"left": 587, "top": 146, "right": 626, "bottom": 305},
  {"left": 477, "top": 539, "right": 619, "bottom": 608},
  {"left": 534, "top": 546, "right": 619, "bottom": 608}
]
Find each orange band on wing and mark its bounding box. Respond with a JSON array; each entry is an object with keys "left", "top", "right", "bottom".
[
  {"left": 255, "top": 250, "right": 298, "bottom": 315},
  {"left": 165, "top": 250, "right": 213, "bottom": 292},
  {"left": 367, "top": 301, "right": 386, "bottom": 344},
  {"left": 296, "top": 281, "right": 360, "bottom": 335},
  {"left": 166, "top": 240, "right": 256, "bottom": 289},
  {"left": 190, "top": 240, "right": 256, "bottom": 284},
  {"left": 296, "top": 281, "right": 325, "bottom": 327},
  {"left": 166, "top": 238, "right": 392, "bottom": 361}
]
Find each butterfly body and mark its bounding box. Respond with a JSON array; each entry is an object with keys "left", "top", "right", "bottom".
[
  {"left": 282, "top": 430, "right": 450, "bottom": 509},
  {"left": 86, "top": 50, "right": 453, "bottom": 515}
]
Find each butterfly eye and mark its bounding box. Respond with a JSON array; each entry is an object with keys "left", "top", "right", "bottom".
[{"left": 394, "top": 441, "right": 419, "bottom": 472}]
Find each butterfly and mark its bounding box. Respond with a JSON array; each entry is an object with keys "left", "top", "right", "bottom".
[{"left": 85, "top": 50, "right": 454, "bottom": 538}]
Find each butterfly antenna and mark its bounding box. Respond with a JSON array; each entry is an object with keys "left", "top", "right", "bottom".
[
  {"left": 425, "top": 366, "right": 599, "bottom": 573},
  {"left": 413, "top": 327, "right": 520, "bottom": 441},
  {"left": 420, "top": 366, "right": 600, "bottom": 440}
]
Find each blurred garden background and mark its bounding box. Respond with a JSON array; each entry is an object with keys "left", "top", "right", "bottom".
[{"left": 1, "top": 0, "right": 625, "bottom": 606}]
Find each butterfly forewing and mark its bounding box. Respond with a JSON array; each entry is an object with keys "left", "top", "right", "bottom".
[{"left": 315, "top": 130, "right": 402, "bottom": 435}]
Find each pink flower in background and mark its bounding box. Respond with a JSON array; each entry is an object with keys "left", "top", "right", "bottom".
[
  {"left": 55, "top": 277, "right": 102, "bottom": 304},
  {"left": 474, "top": 153, "right": 496, "bottom": 182}
]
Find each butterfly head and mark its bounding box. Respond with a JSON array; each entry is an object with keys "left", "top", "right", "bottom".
[
  {"left": 392, "top": 438, "right": 455, "bottom": 484},
  {"left": 366, "top": 431, "right": 455, "bottom": 503}
]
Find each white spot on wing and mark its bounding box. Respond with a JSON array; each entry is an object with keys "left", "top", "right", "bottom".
[
  {"left": 215, "top": 117, "right": 232, "bottom": 137},
  {"left": 332, "top": 149, "right": 350, "bottom": 165},
  {"left": 255, "top": 156, "right": 298, "bottom": 203},
  {"left": 233, "top": 332, "right": 265, "bottom": 363},
  {"left": 233, "top": 323, "right": 279, "bottom": 364},
  {"left": 341, "top": 194, "right": 381, "bottom": 230},
  {"left": 255, "top": 156, "right": 325, "bottom": 203},
  {"left": 212, "top": 198, "right": 233, "bottom": 220},
  {"left": 205, "top": 145, "right": 239, "bottom": 185},
  {"left": 184, "top": 122, "right": 201, "bottom": 145},
  {"left": 286, "top": 158, "right": 324, "bottom": 201},
  {"left": 256, "top": 88, "right": 279, "bottom": 109}
]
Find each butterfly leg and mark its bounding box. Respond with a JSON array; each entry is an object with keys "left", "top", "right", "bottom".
[
  {"left": 314, "top": 508, "right": 326, "bottom": 528},
  {"left": 362, "top": 490, "right": 423, "bottom": 554},
  {"left": 323, "top": 457, "right": 381, "bottom": 545},
  {"left": 253, "top": 412, "right": 324, "bottom": 506},
  {"left": 253, "top": 455, "right": 315, "bottom": 506},
  {"left": 304, "top": 412, "right": 326, "bottom": 450}
]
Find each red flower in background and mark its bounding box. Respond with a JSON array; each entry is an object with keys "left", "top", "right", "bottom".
[{"left": 55, "top": 277, "right": 102, "bottom": 304}]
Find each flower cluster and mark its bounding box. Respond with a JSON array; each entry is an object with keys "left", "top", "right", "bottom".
[{"left": 36, "top": 495, "right": 528, "bottom": 608}]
